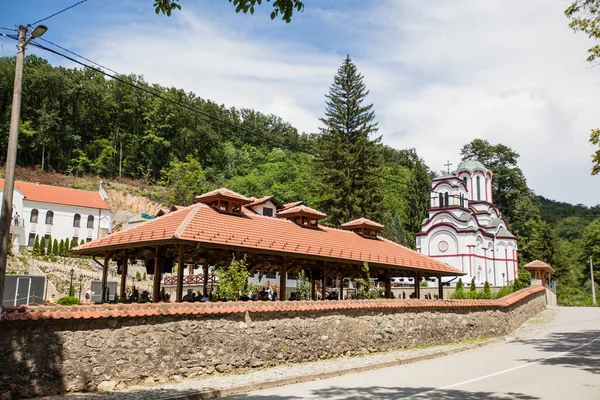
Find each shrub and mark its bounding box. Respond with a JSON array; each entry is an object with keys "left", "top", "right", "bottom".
[
  {"left": 517, "top": 267, "right": 531, "bottom": 287},
  {"left": 32, "top": 235, "right": 40, "bottom": 255},
  {"left": 420, "top": 279, "right": 429, "bottom": 287},
  {"left": 494, "top": 285, "right": 514, "bottom": 299},
  {"left": 295, "top": 270, "right": 310, "bottom": 300},
  {"left": 57, "top": 296, "right": 81, "bottom": 306},
  {"left": 39, "top": 236, "right": 46, "bottom": 256},
  {"left": 214, "top": 256, "right": 251, "bottom": 301},
  {"left": 136, "top": 271, "right": 142, "bottom": 281},
  {"left": 452, "top": 278, "right": 465, "bottom": 299},
  {"left": 143, "top": 272, "right": 147, "bottom": 280},
  {"left": 52, "top": 239, "right": 59, "bottom": 256},
  {"left": 513, "top": 278, "right": 522, "bottom": 291},
  {"left": 137, "top": 298, "right": 148, "bottom": 303},
  {"left": 482, "top": 281, "right": 492, "bottom": 299}
]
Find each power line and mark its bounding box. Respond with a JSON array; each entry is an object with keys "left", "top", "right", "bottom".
[
  {"left": 0, "top": 27, "right": 19, "bottom": 32},
  {"left": 30, "top": 0, "right": 91, "bottom": 26},
  {"left": 13, "top": 36, "right": 466, "bottom": 202}
]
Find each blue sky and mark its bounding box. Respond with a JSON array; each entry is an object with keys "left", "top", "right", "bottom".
[{"left": 2, "top": 0, "right": 600, "bottom": 206}]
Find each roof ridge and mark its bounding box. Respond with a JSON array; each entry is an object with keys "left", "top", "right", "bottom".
[{"left": 173, "top": 204, "right": 202, "bottom": 239}]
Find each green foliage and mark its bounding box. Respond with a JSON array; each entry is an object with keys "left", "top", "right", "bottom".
[
  {"left": 153, "top": 0, "right": 304, "bottom": 22},
  {"left": 39, "top": 236, "right": 46, "bottom": 256},
  {"left": 161, "top": 155, "right": 209, "bottom": 206},
  {"left": 32, "top": 235, "right": 40, "bottom": 256},
  {"left": 451, "top": 278, "right": 465, "bottom": 299},
  {"left": 52, "top": 239, "right": 59, "bottom": 256},
  {"left": 517, "top": 267, "right": 532, "bottom": 287},
  {"left": 420, "top": 279, "right": 428, "bottom": 287},
  {"left": 59, "top": 239, "right": 65, "bottom": 256},
  {"left": 214, "top": 256, "right": 251, "bottom": 301},
  {"left": 56, "top": 296, "right": 81, "bottom": 306},
  {"left": 295, "top": 270, "right": 310, "bottom": 300},
  {"left": 482, "top": 281, "right": 492, "bottom": 300},
  {"left": 355, "top": 262, "right": 374, "bottom": 298},
  {"left": 494, "top": 285, "right": 514, "bottom": 299},
  {"left": 315, "top": 55, "right": 384, "bottom": 226},
  {"left": 136, "top": 271, "right": 142, "bottom": 282},
  {"left": 143, "top": 272, "right": 147, "bottom": 280},
  {"left": 70, "top": 237, "right": 78, "bottom": 249}
]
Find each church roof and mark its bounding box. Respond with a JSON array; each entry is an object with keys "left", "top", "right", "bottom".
[
  {"left": 496, "top": 227, "right": 516, "bottom": 238},
  {"left": 456, "top": 159, "right": 490, "bottom": 173}
]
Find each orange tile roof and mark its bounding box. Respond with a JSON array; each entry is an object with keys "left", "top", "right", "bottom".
[
  {"left": 277, "top": 204, "right": 327, "bottom": 219},
  {"left": 194, "top": 188, "right": 252, "bottom": 204},
  {"left": 73, "top": 203, "right": 462, "bottom": 276},
  {"left": 0, "top": 286, "right": 545, "bottom": 322},
  {"left": 0, "top": 179, "right": 110, "bottom": 210},
  {"left": 283, "top": 201, "right": 305, "bottom": 210},
  {"left": 247, "top": 196, "right": 283, "bottom": 209},
  {"left": 341, "top": 218, "right": 385, "bottom": 230},
  {"left": 523, "top": 260, "right": 555, "bottom": 273}
]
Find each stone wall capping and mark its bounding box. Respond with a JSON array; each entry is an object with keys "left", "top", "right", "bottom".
[{"left": 0, "top": 286, "right": 544, "bottom": 323}]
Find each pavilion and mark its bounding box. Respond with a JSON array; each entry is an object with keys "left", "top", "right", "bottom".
[
  {"left": 71, "top": 188, "right": 464, "bottom": 303},
  {"left": 523, "top": 260, "right": 555, "bottom": 286}
]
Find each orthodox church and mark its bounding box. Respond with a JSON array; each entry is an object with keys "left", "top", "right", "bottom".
[{"left": 416, "top": 160, "right": 518, "bottom": 286}]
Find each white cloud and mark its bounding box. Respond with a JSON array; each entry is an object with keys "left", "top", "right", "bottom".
[{"left": 82, "top": 0, "right": 600, "bottom": 205}]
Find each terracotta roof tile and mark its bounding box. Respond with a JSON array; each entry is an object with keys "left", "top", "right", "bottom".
[
  {"left": 0, "top": 286, "right": 545, "bottom": 322},
  {"left": 523, "top": 260, "right": 555, "bottom": 273},
  {"left": 340, "top": 218, "right": 385, "bottom": 230},
  {"left": 0, "top": 179, "right": 110, "bottom": 210},
  {"left": 74, "top": 202, "right": 461, "bottom": 275},
  {"left": 277, "top": 204, "right": 327, "bottom": 219},
  {"left": 194, "top": 188, "right": 252, "bottom": 204}
]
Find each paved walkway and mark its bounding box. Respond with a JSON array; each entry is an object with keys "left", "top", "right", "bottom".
[{"left": 41, "top": 308, "right": 558, "bottom": 400}]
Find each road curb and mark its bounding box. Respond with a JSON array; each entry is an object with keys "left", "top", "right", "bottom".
[{"left": 162, "top": 337, "right": 506, "bottom": 400}]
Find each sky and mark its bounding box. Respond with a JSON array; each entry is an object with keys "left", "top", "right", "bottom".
[{"left": 1, "top": 0, "right": 599, "bottom": 206}]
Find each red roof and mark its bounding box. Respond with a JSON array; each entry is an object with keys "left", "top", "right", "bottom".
[
  {"left": 341, "top": 218, "right": 385, "bottom": 230},
  {"left": 194, "top": 188, "right": 252, "bottom": 204},
  {"left": 247, "top": 196, "right": 283, "bottom": 209},
  {"left": 283, "top": 201, "right": 305, "bottom": 210},
  {"left": 0, "top": 179, "right": 110, "bottom": 210},
  {"left": 73, "top": 203, "right": 463, "bottom": 276},
  {"left": 523, "top": 260, "right": 555, "bottom": 273},
  {"left": 1, "top": 286, "right": 545, "bottom": 322},
  {"left": 277, "top": 204, "right": 327, "bottom": 220}
]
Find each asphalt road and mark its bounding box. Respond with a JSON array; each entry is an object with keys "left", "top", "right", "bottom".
[{"left": 225, "top": 307, "right": 600, "bottom": 399}]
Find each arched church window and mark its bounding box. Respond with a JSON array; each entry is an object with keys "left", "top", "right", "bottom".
[
  {"left": 444, "top": 192, "right": 449, "bottom": 207},
  {"left": 438, "top": 192, "right": 443, "bottom": 208},
  {"left": 460, "top": 193, "right": 464, "bottom": 208},
  {"left": 476, "top": 176, "right": 481, "bottom": 201}
]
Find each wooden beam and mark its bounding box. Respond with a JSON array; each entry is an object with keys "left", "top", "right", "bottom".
[
  {"left": 414, "top": 272, "right": 421, "bottom": 299},
  {"left": 438, "top": 275, "right": 443, "bottom": 299},
  {"left": 152, "top": 246, "right": 161, "bottom": 303},
  {"left": 279, "top": 258, "right": 287, "bottom": 301},
  {"left": 310, "top": 268, "right": 316, "bottom": 300},
  {"left": 385, "top": 268, "right": 392, "bottom": 299},
  {"left": 322, "top": 263, "right": 327, "bottom": 301},
  {"left": 119, "top": 251, "right": 128, "bottom": 300},
  {"left": 203, "top": 263, "right": 209, "bottom": 297},
  {"left": 101, "top": 254, "right": 109, "bottom": 303},
  {"left": 176, "top": 245, "right": 184, "bottom": 302}
]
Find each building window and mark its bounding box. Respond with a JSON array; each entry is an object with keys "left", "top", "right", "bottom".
[
  {"left": 73, "top": 214, "right": 81, "bottom": 228},
  {"left": 45, "top": 211, "right": 54, "bottom": 225},
  {"left": 262, "top": 207, "right": 273, "bottom": 217},
  {"left": 86, "top": 237, "right": 92, "bottom": 242},
  {"left": 476, "top": 176, "right": 481, "bottom": 201},
  {"left": 30, "top": 209, "right": 38, "bottom": 223},
  {"left": 444, "top": 192, "right": 449, "bottom": 207},
  {"left": 87, "top": 215, "right": 94, "bottom": 229},
  {"left": 28, "top": 233, "right": 36, "bottom": 247},
  {"left": 438, "top": 192, "right": 443, "bottom": 207}
]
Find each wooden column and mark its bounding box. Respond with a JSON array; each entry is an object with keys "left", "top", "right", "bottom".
[
  {"left": 385, "top": 269, "right": 392, "bottom": 299},
  {"left": 119, "top": 252, "right": 128, "bottom": 300},
  {"left": 176, "top": 245, "right": 184, "bottom": 302},
  {"left": 279, "top": 259, "right": 287, "bottom": 301},
  {"left": 203, "top": 264, "right": 209, "bottom": 297},
  {"left": 338, "top": 273, "right": 344, "bottom": 300},
  {"left": 101, "top": 254, "right": 109, "bottom": 303},
  {"left": 414, "top": 272, "right": 421, "bottom": 299},
  {"left": 322, "top": 264, "right": 327, "bottom": 300},
  {"left": 438, "top": 275, "right": 443, "bottom": 299},
  {"left": 310, "top": 269, "right": 316, "bottom": 300},
  {"left": 152, "top": 246, "right": 161, "bottom": 303}
]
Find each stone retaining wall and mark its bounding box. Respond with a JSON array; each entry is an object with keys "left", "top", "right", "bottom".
[{"left": 0, "top": 286, "right": 546, "bottom": 398}]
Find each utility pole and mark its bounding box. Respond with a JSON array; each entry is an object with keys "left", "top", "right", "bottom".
[
  {"left": 0, "top": 25, "right": 47, "bottom": 319},
  {"left": 591, "top": 256, "right": 596, "bottom": 306}
]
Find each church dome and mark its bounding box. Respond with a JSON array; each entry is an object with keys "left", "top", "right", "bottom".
[{"left": 456, "top": 159, "right": 489, "bottom": 173}]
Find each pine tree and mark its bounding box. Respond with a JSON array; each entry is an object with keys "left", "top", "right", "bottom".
[
  {"left": 47, "top": 235, "right": 53, "bottom": 254},
  {"left": 52, "top": 239, "right": 58, "bottom": 255},
  {"left": 70, "top": 237, "right": 78, "bottom": 249},
  {"left": 482, "top": 281, "right": 492, "bottom": 299},
  {"left": 33, "top": 235, "right": 40, "bottom": 255},
  {"left": 40, "top": 236, "right": 46, "bottom": 256},
  {"left": 59, "top": 239, "right": 65, "bottom": 256},
  {"left": 80, "top": 239, "right": 85, "bottom": 246},
  {"left": 315, "top": 55, "right": 383, "bottom": 226},
  {"left": 403, "top": 159, "right": 431, "bottom": 248}
]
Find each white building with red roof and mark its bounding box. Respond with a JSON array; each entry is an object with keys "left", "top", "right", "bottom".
[
  {"left": 0, "top": 179, "right": 113, "bottom": 253},
  {"left": 416, "top": 160, "right": 518, "bottom": 286}
]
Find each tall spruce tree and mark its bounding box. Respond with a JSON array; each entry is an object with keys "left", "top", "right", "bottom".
[{"left": 316, "top": 55, "right": 383, "bottom": 226}]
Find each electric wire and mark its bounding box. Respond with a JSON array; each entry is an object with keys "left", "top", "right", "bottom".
[
  {"left": 29, "top": 0, "right": 91, "bottom": 26},
  {"left": 10, "top": 35, "right": 480, "bottom": 205}
]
